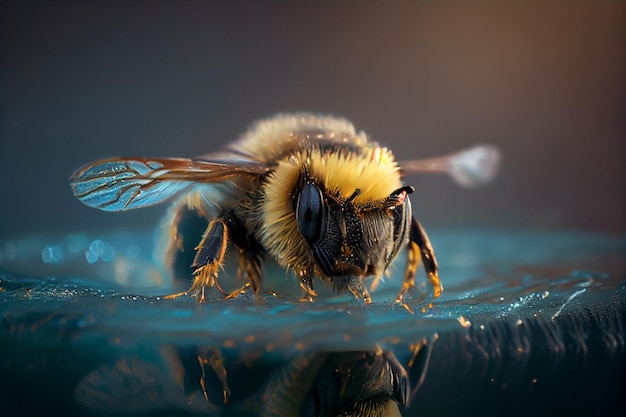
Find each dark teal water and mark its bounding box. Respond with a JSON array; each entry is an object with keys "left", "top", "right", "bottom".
[{"left": 1, "top": 230, "right": 624, "bottom": 416}]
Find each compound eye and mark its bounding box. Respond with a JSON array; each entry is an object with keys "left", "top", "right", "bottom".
[{"left": 296, "top": 183, "right": 325, "bottom": 242}]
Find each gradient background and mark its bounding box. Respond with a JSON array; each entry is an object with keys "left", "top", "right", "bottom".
[{"left": 1, "top": 0, "right": 624, "bottom": 239}]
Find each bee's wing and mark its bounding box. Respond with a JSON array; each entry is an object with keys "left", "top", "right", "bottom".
[
  {"left": 70, "top": 156, "right": 268, "bottom": 211},
  {"left": 400, "top": 145, "right": 501, "bottom": 188}
]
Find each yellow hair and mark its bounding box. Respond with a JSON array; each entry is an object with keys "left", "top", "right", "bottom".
[{"left": 308, "top": 145, "right": 401, "bottom": 204}]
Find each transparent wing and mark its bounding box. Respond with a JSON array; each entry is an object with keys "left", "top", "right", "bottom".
[
  {"left": 70, "top": 157, "right": 268, "bottom": 211},
  {"left": 400, "top": 145, "right": 501, "bottom": 187}
]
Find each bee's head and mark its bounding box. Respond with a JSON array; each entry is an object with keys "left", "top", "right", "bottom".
[
  {"left": 294, "top": 181, "right": 413, "bottom": 282},
  {"left": 301, "top": 350, "right": 409, "bottom": 417},
  {"left": 260, "top": 144, "right": 412, "bottom": 288}
]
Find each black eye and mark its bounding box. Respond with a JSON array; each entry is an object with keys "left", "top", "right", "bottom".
[{"left": 296, "top": 183, "right": 325, "bottom": 242}]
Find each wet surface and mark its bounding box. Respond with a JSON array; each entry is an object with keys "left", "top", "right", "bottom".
[{"left": 1, "top": 230, "right": 624, "bottom": 416}]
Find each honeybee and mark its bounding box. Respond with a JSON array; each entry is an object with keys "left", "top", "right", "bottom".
[{"left": 70, "top": 113, "right": 499, "bottom": 305}]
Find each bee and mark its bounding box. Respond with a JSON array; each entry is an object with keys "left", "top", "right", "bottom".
[{"left": 70, "top": 113, "right": 499, "bottom": 305}]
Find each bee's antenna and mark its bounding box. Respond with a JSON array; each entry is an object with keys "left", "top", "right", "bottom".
[{"left": 348, "top": 188, "right": 361, "bottom": 202}]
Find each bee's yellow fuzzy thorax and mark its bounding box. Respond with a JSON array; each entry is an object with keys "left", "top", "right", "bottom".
[
  {"left": 259, "top": 143, "right": 402, "bottom": 274},
  {"left": 307, "top": 145, "right": 401, "bottom": 204}
]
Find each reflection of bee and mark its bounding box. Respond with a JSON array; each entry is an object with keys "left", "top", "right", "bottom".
[
  {"left": 70, "top": 113, "right": 499, "bottom": 304},
  {"left": 260, "top": 348, "right": 411, "bottom": 417}
]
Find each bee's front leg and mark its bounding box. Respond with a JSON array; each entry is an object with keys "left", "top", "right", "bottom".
[
  {"left": 165, "top": 219, "right": 228, "bottom": 302},
  {"left": 395, "top": 218, "right": 442, "bottom": 306}
]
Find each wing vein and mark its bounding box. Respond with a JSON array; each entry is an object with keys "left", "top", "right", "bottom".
[{"left": 70, "top": 156, "right": 267, "bottom": 211}]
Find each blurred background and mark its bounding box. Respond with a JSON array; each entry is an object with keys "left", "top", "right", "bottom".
[{"left": 1, "top": 0, "right": 624, "bottom": 239}]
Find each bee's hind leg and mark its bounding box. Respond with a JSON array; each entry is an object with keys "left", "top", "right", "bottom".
[
  {"left": 220, "top": 213, "right": 265, "bottom": 300},
  {"left": 395, "top": 218, "right": 442, "bottom": 308},
  {"left": 165, "top": 219, "right": 228, "bottom": 303},
  {"left": 224, "top": 248, "right": 264, "bottom": 299}
]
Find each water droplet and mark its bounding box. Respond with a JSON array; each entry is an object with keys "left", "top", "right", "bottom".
[
  {"left": 99, "top": 242, "right": 115, "bottom": 262},
  {"left": 86, "top": 239, "right": 116, "bottom": 263},
  {"left": 85, "top": 250, "right": 98, "bottom": 264},
  {"left": 41, "top": 245, "right": 64, "bottom": 264}
]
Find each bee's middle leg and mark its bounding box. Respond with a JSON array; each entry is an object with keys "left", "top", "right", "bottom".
[{"left": 347, "top": 277, "right": 372, "bottom": 304}]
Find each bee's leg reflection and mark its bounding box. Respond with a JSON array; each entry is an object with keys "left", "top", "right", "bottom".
[
  {"left": 396, "top": 218, "right": 441, "bottom": 309},
  {"left": 197, "top": 347, "right": 230, "bottom": 405},
  {"left": 165, "top": 219, "right": 228, "bottom": 302}
]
